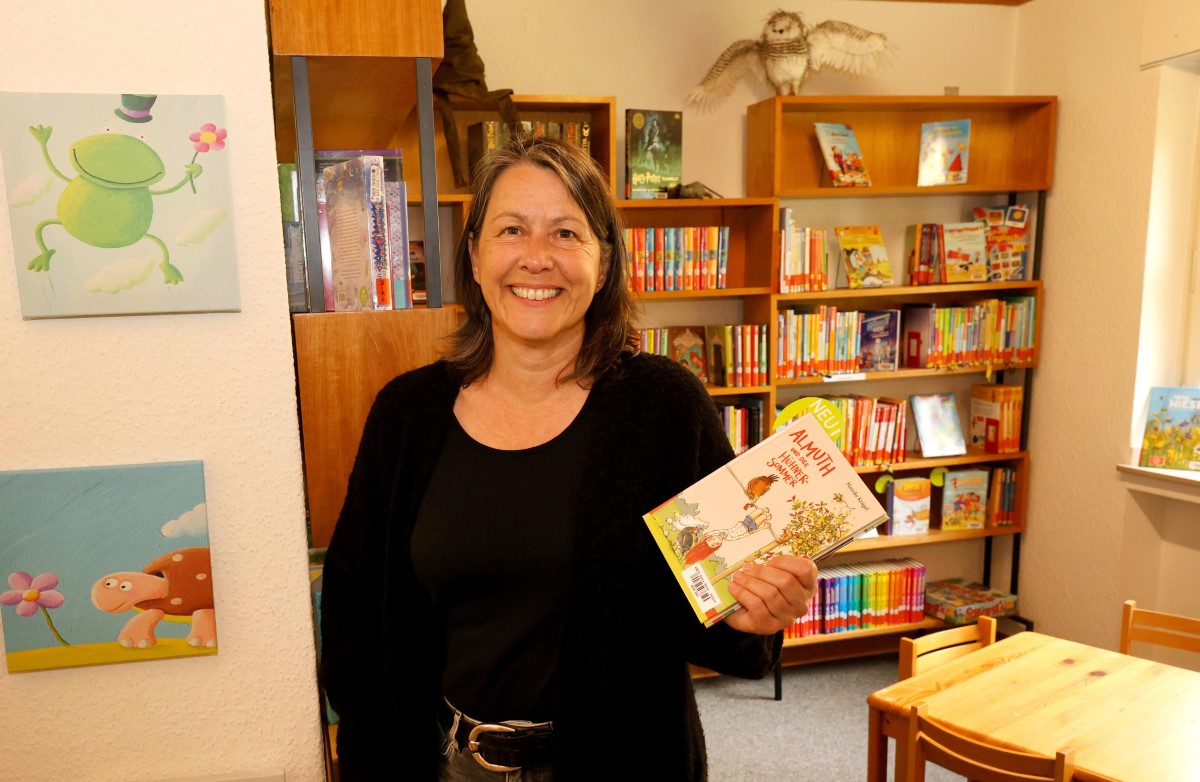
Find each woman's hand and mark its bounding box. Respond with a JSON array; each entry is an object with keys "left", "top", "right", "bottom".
[{"left": 722, "top": 555, "right": 818, "bottom": 636}]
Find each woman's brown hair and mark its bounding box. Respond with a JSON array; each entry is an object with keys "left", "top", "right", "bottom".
[{"left": 445, "top": 134, "right": 638, "bottom": 386}]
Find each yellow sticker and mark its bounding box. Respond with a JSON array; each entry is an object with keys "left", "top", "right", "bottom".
[{"left": 773, "top": 396, "right": 844, "bottom": 442}]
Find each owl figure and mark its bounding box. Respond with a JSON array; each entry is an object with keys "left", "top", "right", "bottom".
[{"left": 687, "top": 9, "right": 894, "bottom": 111}]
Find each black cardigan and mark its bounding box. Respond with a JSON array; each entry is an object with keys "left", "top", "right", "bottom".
[{"left": 320, "top": 352, "right": 780, "bottom": 781}]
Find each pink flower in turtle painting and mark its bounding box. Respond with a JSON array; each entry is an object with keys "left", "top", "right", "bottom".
[
  {"left": 188, "top": 123, "right": 227, "bottom": 153},
  {"left": 1, "top": 571, "right": 70, "bottom": 645}
]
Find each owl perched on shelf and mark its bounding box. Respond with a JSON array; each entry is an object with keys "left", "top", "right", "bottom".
[{"left": 687, "top": 9, "right": 894, "bottom": 111}]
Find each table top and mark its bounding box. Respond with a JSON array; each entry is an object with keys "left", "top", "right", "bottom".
[{"left": 868, "top": 631, "right": 1200, "bottom": 782}]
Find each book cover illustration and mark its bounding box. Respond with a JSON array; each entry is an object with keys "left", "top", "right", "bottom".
[
  {"left": 910, "top": 392, "right": 967, "bottom": 457},
  {"left": 859, "top": 310, "right": 901, "bottom": 372},
  {"left": 886, "top": 477, "right": 931, "bottom": 536},
  {"left": 643, "top": 412, "right": 889, "bottom": 626},
  {"left": 1138, "top": 386, "right": 1200, "bottom": 471},
  {"left": 625, "top": 109, "right": 682, "bottom": 199},
  {"left": 668, "top": 325, "right": 708, "bottom": 382},
  {"left": 813, "top": 122, "right": 871, "bottom": 187},
  {"left": 834, "top": 225, "right": 893, "bottom": 288},
  {"left": 917, "top": 119, "right": 970, "bottom": 187},
  {"left": 323, "top": 155, "right": 391, "bottom": 311},
  {"left": 972, "top": 204, "right": 1029, "bottom": 281},
  {"left": 940, "top": 468, "right": 989, "bottom": 530},
  {"left": 940, "top": 221, "right": 988, "bottom": 282}
]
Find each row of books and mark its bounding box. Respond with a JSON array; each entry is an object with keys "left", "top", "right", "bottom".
[
  {"left": 908, "top": 205, "right": 1030, "bottom": 284},
  {"left": 820, "top": 394, "right": 907, "bottom": 467},
  {"left": 778, "top": 215, "right": 831, "bottom": 293},
  {"left": 778, "top": 204, "right": 1029, "bottom": 294},
  {"left": 786, "top": 558, "right": 928, "bottom": 638},
  {"left": 987, "top": 466, "right": 1020, "bottom": 527},
  {"left": 623, "top": 225, "right": 730, "bottom": 292},
  {"left": 905, "top": 297, "right": 1037, "bottom": 369},
  {"left": 814, "top": 118, "right": 971, "bottom": 189},
  {"left": 883, "top": 463, "right": 1020, "bottom": 535},
  {"left": 638, "top": 323, "right": 769, "bottom": 388},
  {"left": 715, "top": 398, "right": 765, "bottom": 455},
  {"left": 467, "top": 119, "right": 592, "bottom": 173},
  {"left": 279, "top": 149, "right": 431, "bottom": 313}
]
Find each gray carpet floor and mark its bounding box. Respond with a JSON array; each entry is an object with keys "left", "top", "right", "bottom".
[{"left": 695, "top": 654, "right": 962, "bottom": 781}]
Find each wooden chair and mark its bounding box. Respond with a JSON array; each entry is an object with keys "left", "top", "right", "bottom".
[
  {"left": 905, "top": 702, "right": 1075, "bottom": 781},
  {"left": 1119, "top": 599, "right": 1200, "bottom": 656},
  {"left": 899, "top": 615, "right": 998, "bottom": 680}
]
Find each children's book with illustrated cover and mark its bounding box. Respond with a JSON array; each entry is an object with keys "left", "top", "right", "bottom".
[
  {"left": 917, "top": 119, "right": 971, "bottom": 187},
  {"left": 885, "top": 477, "right": 931, "bottom": 536},
  {"left": 972, "top": 204, "right": 1030, "bottom": 281},
  {"left": 625, "top": 109, "right": 682, "bottom": 199},
  {"left": 668, "top": 325, "right": 707, "bottom": 383},
  {"left": 859, "top": 310, "right": 901, "bottom": 372},
  {"left": 813, "top": 122, "right": 872, "bottom": 187},
  {"left": 940, "top": 221, "right": 988, "bottom": 282},
  {"left": 940, "top": 468, "right": 989, "bottom": 530},
  {"left": 909, "top": 392, "right": 967, "bottom": 457},
  {"left": 834, "top": 225, "right": 894, "bottom": 288},
  {"left": 323, "top": 155, "right": 392, "bottom": 312},
  {"left": 643, "top": 412, "right": 889, "bottom": 626},
  {"left": 1138, "top": 386, "right": 1200, "bottom": 471}
]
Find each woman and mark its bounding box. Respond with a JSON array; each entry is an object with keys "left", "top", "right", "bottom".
[{"left": 320, "top": 135, "right": 818, "bottom": 781}]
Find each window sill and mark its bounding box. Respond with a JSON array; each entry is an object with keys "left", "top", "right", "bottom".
[{"left": 1116, "top": 464, "right": 1200, "bottom": 505}]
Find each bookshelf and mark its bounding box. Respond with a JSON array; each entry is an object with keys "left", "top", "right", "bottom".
[{"left": 734, "top": 94, "right": 1055, "bottom": 665}]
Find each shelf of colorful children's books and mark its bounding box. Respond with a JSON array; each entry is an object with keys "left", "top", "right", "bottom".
[
  {"left": 772, "top": 280, "right": 1040, "bottom": 308},
  {"left": 706, "top": 384, "right": 773, "bottom": 397},
  {"left": 774, "top": 184, "right": 1048, "bottom": 199},
  {"left": 635, "top": 287, "right": 774, "bottom": 301},
  {"left": 782, "top": 617, "right": 948, "bottom": 649},
  {"left": 773, "top": 362, "right": 1038, "bottom": 387}
]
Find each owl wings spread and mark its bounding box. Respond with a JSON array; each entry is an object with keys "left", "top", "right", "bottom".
[{"left": 686, "top": 20, "right": 894, "bottom": 111}]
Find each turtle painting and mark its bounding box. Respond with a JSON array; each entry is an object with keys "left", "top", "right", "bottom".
[{"left": 90, "top": 546, "right": 217, "bottom": 649}]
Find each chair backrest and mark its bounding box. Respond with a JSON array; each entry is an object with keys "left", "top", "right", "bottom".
[
  {"left": 899, "top": 615, "right": 997, "bottom": 680},
  {"left": 906, "top": 702, "right": 1075, "bottom": 782},
  {"left": 1119, "top": 599, "right": 1200, "bottom": 656}
]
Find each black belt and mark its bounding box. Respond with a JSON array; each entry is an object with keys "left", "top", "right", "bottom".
[{"left": 440, "top": 699, "right": 554, "bottom": 772}]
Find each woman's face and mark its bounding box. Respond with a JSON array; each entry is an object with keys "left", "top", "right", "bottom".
[{"left": 470, "top": 163, "right": 605, "bottom": 353}]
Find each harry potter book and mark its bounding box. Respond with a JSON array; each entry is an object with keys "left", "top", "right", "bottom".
[{"left": 643, "top": 413, "right": 889, "bottom": 626}]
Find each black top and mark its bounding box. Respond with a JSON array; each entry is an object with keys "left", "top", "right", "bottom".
[{"left": 411, "top": 398, "right": 594, "bottom": 722}]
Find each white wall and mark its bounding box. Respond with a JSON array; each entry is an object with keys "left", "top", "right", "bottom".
[{"left": 0, "top": 2, "right": 325, "bottom": 781}]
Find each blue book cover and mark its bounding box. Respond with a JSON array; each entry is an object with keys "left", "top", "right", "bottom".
[{"left": 1138, "top": 387, "right": 1200, "bottom": 470}]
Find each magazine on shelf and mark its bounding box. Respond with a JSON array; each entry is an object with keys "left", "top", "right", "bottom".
[{"left": 643, "top": 412, "right": 889, "bottom": 626}]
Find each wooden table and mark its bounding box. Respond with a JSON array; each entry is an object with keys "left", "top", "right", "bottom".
[{"left": 867, "top": 631, "right": 1200, "bottom": 782}]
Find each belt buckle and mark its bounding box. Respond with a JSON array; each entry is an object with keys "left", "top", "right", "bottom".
[{"left": 468, "top": 723, "right": 520, "bottom": 772}]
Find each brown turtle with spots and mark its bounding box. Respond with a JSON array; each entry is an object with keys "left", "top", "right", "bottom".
[{"left": 90, "top": 546, "right": 217, "bottom": 648}]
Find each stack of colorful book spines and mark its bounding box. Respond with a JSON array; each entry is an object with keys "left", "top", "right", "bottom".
[
  {"left": 775, "top": 306, "right": 863, "bottom": 379},
  {"left": 986, "top": 465, "right": 1018, "bottom": 527},
  {"left": 907, "top": 296, "right": 1037, "bottom": 369},
  {"left": 623, "top": 225, "right": 730, "bottom": 292},
  {"left": 785, "top": 558, "right": 927, "bottom": 638},
  {"left": 778, "top": 210, "right": 830, "bottom": 293},
  {"left": 820, "top": 395, "right": 908, "bottom": 467}
]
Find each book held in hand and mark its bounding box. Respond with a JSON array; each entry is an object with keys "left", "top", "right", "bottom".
[
  {"left": 813, "top": 122, "right": 872, "bottom": 187},
  {"left": 1138, "top": 386, "right": 1200, "bottom": 471},
  {"left": 643, "top": 412, "right": 889, "bottom": 626},
  {"left": 917, "top": 119, "right": 970, "bottom": 186}
]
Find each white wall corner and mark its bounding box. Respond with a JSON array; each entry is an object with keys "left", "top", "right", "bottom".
[{"left": 1141, "top": 0, "right": 1200, "bottom": 68}]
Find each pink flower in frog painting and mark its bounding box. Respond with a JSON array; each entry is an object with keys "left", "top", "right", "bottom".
[
  {"left": 1, "top": 571, "right": 66, "bottom": 617},
  {"left": 189, "top": 123, "right": 227, "bottom": 153}
]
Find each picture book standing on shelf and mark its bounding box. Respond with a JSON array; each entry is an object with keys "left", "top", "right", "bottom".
[
  {"left": 972, "top": 204, "right": 1030, "bottom": 281},
  {"left": 1138, "top": 386, "right": 1200, "bottom": 471},
  {"left": 322, "top": 155, "right": 391, "bottom": 312},
  {"left": 834, "top": 225, "right": 893, "bottom": 288},
  {"left": 813, "top": 122, "right": 871, "bottom": 187},
  {"left": 909, "top": 392, "right": 967, "bottom": 457},
  {"left": 917, "top": 119, "right": 970, "bottom": 186},
  {"left": 643, "top": 412, "right": 888, "bottom": 626},
  {"left": 625, "top": 109, "right": 682, "bottom": 199},
  {"left": 940, "top": 468, "right": 989, "bottom": 530}
]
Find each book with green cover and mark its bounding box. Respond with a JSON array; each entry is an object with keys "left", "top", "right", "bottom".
[{"left": 643, "top": 412, "right": 888, "bottom": 626}]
